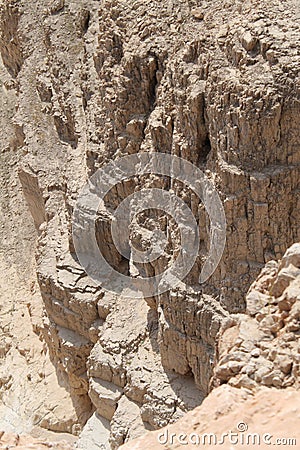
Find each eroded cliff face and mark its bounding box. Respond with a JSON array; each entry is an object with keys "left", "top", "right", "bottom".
[
  {"left": 121, "top": 242, "right": 300, "bottom": 449},
  {"left": 213, "top": 243, "right": 300, "bottom": 392},
  {"left": 0, "top": 31, "right": 80, "bottom": 442},
  {"left": 121, "top": 386, "right": 300, "bottom": 449},
  {"left": 0, "top": 0, "right": 299, "bottom": 448}
]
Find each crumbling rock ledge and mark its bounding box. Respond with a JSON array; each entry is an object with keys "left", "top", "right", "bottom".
[
  {"left": 212, "top": 242, "right": 300, "bottom": 392},
  {"left": 47, "top": 247, "right": 300, "bottom": 448},
  {"left": 0, "top": 0, "right": 299, "bottom": 448},
  {"left": 122, "top": 242, "right": 300, "bottom": 448},
  {"left": 120, "top": 386, "right": 300, "bottom": 450}
]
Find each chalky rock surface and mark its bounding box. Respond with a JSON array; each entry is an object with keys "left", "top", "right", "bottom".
[
  {"left": 0, "top": 0, "right": 299, "bottom": 448},
  {"left": 0, "top": 432, "right": 74, "bottom": 449},
  {"left": 212, "top": 243, "right": 300, "bottom": 392},
  {"left": 120, "top": 386, "right": 300, "bottom": 450}
]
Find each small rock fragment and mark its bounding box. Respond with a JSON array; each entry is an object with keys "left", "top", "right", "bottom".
[
  {"left": 250, "top": 348, "right": 260, "bottom": 358},
  {"left": 191, "top": 8, "right": 204, "bottom": 20},
  {"left": 276, "top": 355, "right": 293, "bottom": 375},
  {"left": 241, "top": 31, "right": 258, "bottom": 51}
]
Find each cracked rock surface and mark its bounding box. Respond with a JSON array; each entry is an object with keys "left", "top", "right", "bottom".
[
  {"left": 212, "top": 243, "right": 300, "bottom": 392},
  {"left": 0, "top": 0, "right": 299, "bottom": 448},
  {"left": 120, "top": 385, "right": 300, "bottom": 450}
]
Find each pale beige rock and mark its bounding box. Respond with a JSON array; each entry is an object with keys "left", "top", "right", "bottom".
[
  {"left": 0, "top": 49, "right": 79, "bottom": 442},
  {"left": 76, "top": 412, "right": 110, "bottom": 450},
  {"left": 0, "top": 432, "right": 74, "bottom": 449},
  {"left": 109, "top": 396, "right": 148, "bottom": 450},
  {"left": 280, "top": 243, "right": 300, "bottom": 270},
  {"left": 89, "top": 378, "right": 123, "bottom": 421},
  {"left": 0, "top": 0, "right": 300, "bottom": 448},
  {"left": 213, "top": 244, "right": 300, "bottom": 392},
  {"left": 120, "top": 386, "right": 300, "bottom": 450}
]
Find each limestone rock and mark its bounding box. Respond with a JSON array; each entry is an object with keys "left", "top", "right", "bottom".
[
  {"left": 0, "top": 0, "right": 300, "bottom": 448},
  {"left": 120, "top": 386, "right": 300, "bottom": 450},
  {"left": 213, "top": 244, "right": 300, "bottom": 392},
  {"left": 0, "top": 432, "right": 74, "bottom": 449},
  {"left": 76, "top": 413, "right": 110, "bottom": 450},
  {"left": 89, "top": 378, "right": 123, "bottom": 421}
]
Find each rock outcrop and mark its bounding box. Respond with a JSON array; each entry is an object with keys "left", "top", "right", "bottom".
[
  {"left": 0, "top": 38, "right": 80, "bottom": 442},
  {"left": 0, "top": 432, "right": 74, "bottom": 449},
  {"left": 213, "top": 243, "right": 300, "bottom": 392},
  {"left": 120, "top": 385, "right": 300, "bottom": 449},
  {"left": 123, "top": 243, "right": 300, "bottom": 448},
  {"left": 0, "top": 0, "right": 299, "bottom": 448}
]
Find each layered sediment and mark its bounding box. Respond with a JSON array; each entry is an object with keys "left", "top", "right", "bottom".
[{"left": 0, "top": 0, "right": 299, "bottom": 448}]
